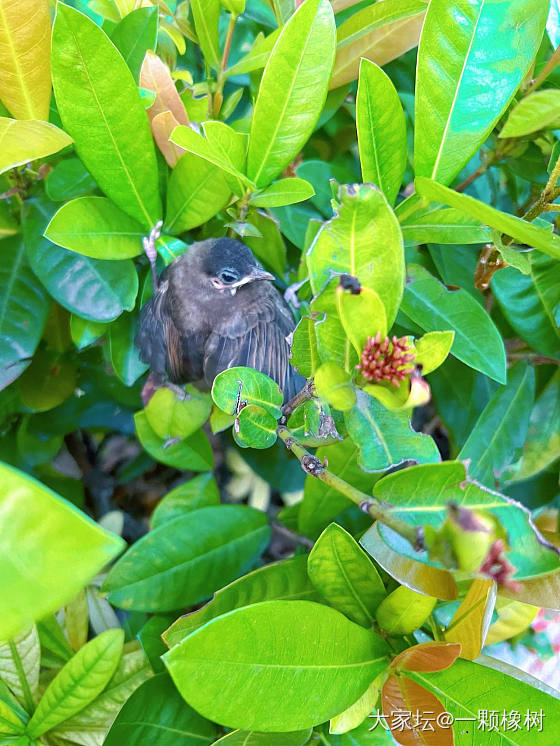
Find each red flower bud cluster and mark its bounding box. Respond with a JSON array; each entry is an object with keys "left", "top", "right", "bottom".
[
  {"left": 479, "top": 539, "right": 521, "bottom": 592},
  {"left": 357, "top": 332, "right": 415, "bottom": 387}
]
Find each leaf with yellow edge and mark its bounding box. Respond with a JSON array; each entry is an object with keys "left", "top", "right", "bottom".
[
  {"left": 0, "top": 0, "right": 52, "bottom": 120},
  {"left": 364, "top": 371, "right": 431, "bottom": 412},
  {"left": 485, "top": 598, "right": 539, "bottom": 645},
  {"left": 444, "top": 578, "right": 496, "bottom": 660},
  {"left": 0, "top": 118, "right": 72, "bottom": 175},
  {"left": 337, "top": 284, "right": 387, "bottom": 355},
  {"left": 414, "top": 331, "right": 454, "bottom": 375},
  {"left": 329, "top": 673, "right": 383, "bottom": 734}
]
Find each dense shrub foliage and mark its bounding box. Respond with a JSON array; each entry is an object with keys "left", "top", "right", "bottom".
[{"left": 1, "top": 0, "right": 560, "bottom": 744}]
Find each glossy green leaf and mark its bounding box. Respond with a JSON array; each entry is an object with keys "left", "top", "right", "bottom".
[
  {"left": 492, "top": 256, "right": 560, "bottom": 358},
  {"left": 45, "top": 196, "right": 145, "bottom": 260},
  {"left": 308, "top": 183, "right": 404, "bottom": 329},
  {"left": 26, "top": 629, "right": 124, "bottom": 737},
  {"left": 45, "top": 158, "right": 97, "bottom": 202},
  {"left": 485, "top": 597, "right": 539, "bottom": 645},
  {"left": 401, "top": 264, "right": 506, "bottom": 384},
  {"left": 356, "top": 59, "right": 406, "bottom": 206},
  {"left": 191, "top": 0, "right": 221, "bottom": 69},
  {"left": 233, "top": 404, "right": 279, "bottom": 449},
  {"left": 249, "top": 178, "right": 315, "bottom": 208},
  {"left": 135, "top": 411, "right": 214, "bottom": 471},
  {"left": 244, "top": 210, "right": 287, "bottom": 276},
  {"left": 416, "top": 177, "right": 560, "bottom": 261},
  {"left": 415, "top": 0, "right": 549, "bottom": 185},
  {"left": 163, "top": 555, "right": 318, "bottom": 647},
  {"left": 414, "top": 331, "right": 454, "bottom": 376},
  {"left": 145, "top": 386, "right": 212, "bottom": 440},
  {"left": 212, "top": 367, "right": 283, "bottom": 419},
  {"left": 151, "top": 473, "right": 220, "bottom": 528},
  {"left": 398, "top": 203, "right": 490, "bottom": 246},
  {"left": 310, "top": 279, "right": 357, "bottom": 373},
  {"left": 24, "top": 198, "right": 138, "bottom": 323},
  {"left": 0, "top": 202, "right": 17, "bottom": 238},
  {"left": 247, "top": 0, "right": 336, "bottom": 187},
  {"left": 0, "top": 0, "right": 52, "bottom": 120},
  {"left": 373, "top": 461, "right": 560, "bottom": 580},
  {"left": 164, "top": 600, "right": 390, "bottom": 731},
  {"left": 0, "top": 463, "right": 124, "bottom": 641},
  {"left": 36, "top": 615, "right": 73, "bottom": 663},
  {"left": 329, "top": 675, "right": 383, "bottom": 736},
  {"left": 459, "top": 362, "right": 535, "bottom": 487},
  {"left": 0, "top": 626, "right": 39, "bottom": 710},
  {"left": 500, "top": 89, "right": 560, "bottom": 138},
  {"left": 332, "top": 0, "right": 426, "bottom": 89},
  {"left": 70, "top": 316, "right": 107, "bottom": 348},
  {"left": 110, "top": 6, "right": 158, "bottom": 81},
  {"left": 18, "top": 347, "right": 76, "bottom": 412},
  {"left": 337, "top": 285, "right": 387, "bottom": 355},
  {"left": 0, "top": 236, "right": 49, "bottom": 391},
  {"left": 290, "top": 316, "right": 320, "bottom": 379},
  {"left": 0, "top": 679, "right": 26, "bottom": 736},
  {"left": 226, "top": 29, "right": 280, "bottom": 78},
  {"left": 102, "top": 504, "right": 270, "bottom": 611},
  {"left": 298, "top": 438, "right": 379, "bottom": 539},
  {"left": 345, "top": 391, "right": 440, "bottom": 472},
  {"left": 411, "top": 655, "right": 560, "bottom": 740},
  {"left": 308, "top": 524, "right": 386, "bottom": 627},
  {"left": 508, "top": 370, "right": 560, "bottom": 481},
  {"left": 109, "top": 312, "right": 148, "bottom": 386},
  {"left": 214, "top": 731, "right": 312, "bottom": 745},
  {"left": 0, "top": 118, "right": 72, "bottom": 175},
  {"left": 51, "top": 3, "right": 161, "bottom": 228},
  {"left": 376, "top": 585, "right": 437, "bottom": 635},
  {"left": 105, "top": 673, "right": 218, "bottom": 746},
  {"left": 164, "top": 152, "right": 231, "bottom": 234},
  {"left": 315, "top": 363, "right": 356, "bottom": 411}
]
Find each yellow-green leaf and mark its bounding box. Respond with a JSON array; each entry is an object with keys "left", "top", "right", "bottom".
[{"left": 0, "top": 118, "right": 72, "bottom": 175}]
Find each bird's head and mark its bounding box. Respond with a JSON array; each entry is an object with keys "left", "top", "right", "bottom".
[{"left": 202, "top": 238, "right": 274, "bottom": 296}]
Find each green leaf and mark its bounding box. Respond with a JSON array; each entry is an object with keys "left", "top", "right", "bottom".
[
  {"left": 104, "top": 673, "right": 218, "bottom": 746},
  {"left": 459, "top": 362, "right": 535, "bottom": 487},
  {"left": 329, "top": 675, "right": 384, "bottom": 736},
  {"left": 376, "top": 585, "right": 436, "bottom": 635},
  {"left": 0, "top": 236, "right": 49, "bottom": 390},
  {"left": 308, "top": 524, "right": 386, "bottom": 627},
  {"left": 0, "top": 679, "right": 26, "bottom": 736},
  {"left": 163, "top": 600, "right": 390, "bottom": 731},
  {"left": 290, "top": 317, "right": 320, "bottom": 379},
  {"left": 191, "top": 0, "right": 221, "bottom": 70},
  {"left": 45, "top": 196, "right": 145, "bottom": 260},
  {"left": 500, "top": 89, "right": 560, "bottom": 138},
  {"left": 24, "top": 198, "right": 138, "bottom": 323},
  {"left": 356, "top": 59, "right": 406, "bottom": 206},
  {"left": 26, "top": 629, "right": 124, "bottom": 737},
  {"left": 398, "top": 202, "right": 490, "bottom": 246},
  {"left": 508, "top": 370, "right": 560, "bottom": 481},
  {"left": 0, "top": 462, "right": 124, "bottom": 641},
  {"left": 414, "top": 331, "right": 454, "bottom": 376},
  {"left": 0, "top": 118, "right": 72, "bottom": 175},
  {"left": 315, "top": 363, "right": 356, "bottom": 411},
  {"left": 212, "top": 367, "right": 283, "bottom": 419},
  {"left": 492, "top": 256, "right": 560, "bottom": 359},
  {"left": 145, "top": 386, "right": 212, "bottom": 440},
  {"left": 213, "top": 731, "right": 312, "bottom": 745},
  {"left": 247, "top": 0, "right": 336, "bottom": 188},
  {"left": 372, "top": 461, "right": 560, "bottom": 580},
  {"left": 0, "top": 626, "right": 39, "bottom": 711},
  {"left": 164, "top": 152, "right": 231, "bottom": 234},
  {"left": 332, "top": 0, "right": 426, "bottom": 89},
  {"left": 109, "top": 312, "right": 148, "bottom": 386},
  {"left": 308, "top": 183, "right": 404, "bottom": 328},
  {"left": 151, "top": 473, "right": 220, "bottom": 528},
  {"left": 0, "top": 0, "right": 52, "bottom": 120},
  {"left": 415, "top": 177, "right": 560, "bottom": 261},
  {"left": 233, "top": 405, "right": 279, "bottom": 449},
  {"left": 249, "top": 178, "right": 315, "bottom": 208},
  {"left": 45, "top": 157, "right": 97, "bottom": 203},
  {"left": 414, "top": 0, "right": 549, "bottom": 185},
  {"left": 135, "top": 411, "right": 214, "bottom": 471},
  {"left": 401, "top": 264, "right": 506, "bottom": 384},
  {"left": 163, "top": 555, "right": 318, "bottom": 647},
  {"left": 51, "top": 3, "right": 161, "bottom": 228},
  {"left": 244, "top": 210, "right": 287, "bottom": 276},
  {"left": 345, "top": 391, "right": 440, "bottom": 472},
  {"left": 110, "top": 6, "right": 158, "bottom": 81},
  {"left": 337, "top": 285, "right": 387, "bottom": 355},
  {"left": 102, "top": 504, "right": 270, "bottom": 611},
  {"left": 411, "top": 655, "right": 560, "bottom": 740},
  {"left": 36, "top": 616, "right": 73, "bottom": 664},
  {"left": 0, "top": 202, "right": 18, "bottom": 238},
  {"left": 298, "top": 438, "right": 379, "bottom": 539}
]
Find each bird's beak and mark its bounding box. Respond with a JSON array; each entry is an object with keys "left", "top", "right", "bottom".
[{"left": 230, "top": 267, "right": 275, "bottom": 288}]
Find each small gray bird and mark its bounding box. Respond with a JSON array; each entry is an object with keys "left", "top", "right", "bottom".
[{"left": 135, "top": 237, "right": 304, "bottom": 402}]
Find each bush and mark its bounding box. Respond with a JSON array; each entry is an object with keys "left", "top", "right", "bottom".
[{"left": 1, "top": 0, "right": 560, "bottom": 744}]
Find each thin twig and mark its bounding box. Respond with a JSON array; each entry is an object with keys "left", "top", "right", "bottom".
[
  {"left": 281, "top": 379, "right": 315, "bottom": 421},
  {"left": 525, "top": 45, "right": 560, "bottom": 95}
]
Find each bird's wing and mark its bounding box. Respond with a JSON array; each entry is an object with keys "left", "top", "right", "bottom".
[{"left": 203, "top": 289, "right": 304, "bottom": 398}]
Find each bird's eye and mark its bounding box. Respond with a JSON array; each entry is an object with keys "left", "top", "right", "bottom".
[{"left": 218, "top": 269, "right": 239, "bottom": 284}]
